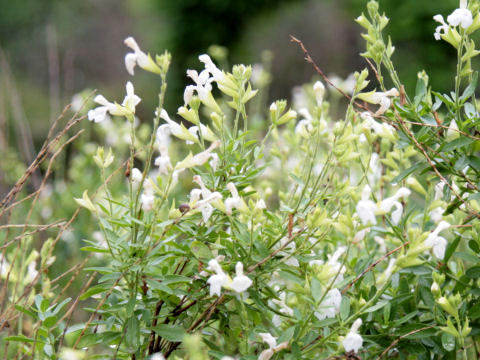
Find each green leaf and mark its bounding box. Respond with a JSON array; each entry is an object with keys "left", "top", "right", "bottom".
[
  {"left": 454, "top": 251, "right": 479, "bottom": 263},
  {"left": 445, "top": 237, "right": 461, "bottom": 263},
  {"left": 126, "top": 296, "right": 136, "bottom": 317},
  {"left": 43, "top": 315, "right": 57, "bottom": 328},
  {"left": 65, "top": 323, "right": 86, "bottom": 334},
  {"left": 51, "top": 297, "right": 72, "bottom": 315},
  {"left": 5, "top": 335, "right": 38, "bottom": 343},
  {"left": 190, "top": 241, "right": 213, "bottom": 259},
  {"left": 277, "top": 326, "right": 295, "bottom": 343},
  {"left": 392, "top": 311, "right": 418, "bottom": 327},
  {"left": 440, "top": 137, "right": 476, "bottom": 152},
  {"left": 14, "top": 305, "right": 37, "bottom": 319},
  {"left": 34, "top": 294, "right": 49, "bottom": 313},
  {"left": 153, "top": 324, "right": 186, "bottom": 342},
  {"left": 469, "top": 240, "right": 480, "bottom": 253},
  {"left": 441, "top": 333, "right": 456, "bottom": 352},
  {"left": 460, "top": 71, "right": 478, "bottom": 101},
  {"left": 414, "top": 77, "right": 426, "bottom": 106},
  {"left": 340, "top": 296, "right": 350, "bottom": 320},
  {"left": 125, "top": 316, "right": 140, "bottom": 353},
  {"left": 466, "top": 265, "right": 480, "bottom": 279},
  {"left": 80, "top": 246, "right": 110, "bottom": 254},
  {"left": 77, "top": 331, "right": 120, "bottom": 348},
  {"left": 391, "top": 162, "right": 429, "bottom": 184},
  {"left": 364, "top": 300, "right": 388, "bottom": 313},
  {"left": 310, "top": 278, "right": 322, "bottom": 303},
  {"left": 79, "top": 285, "right": 109, "bottom": 301}
]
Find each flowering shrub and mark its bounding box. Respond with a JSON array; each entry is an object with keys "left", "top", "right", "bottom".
[{"left": 1, "top": 0, "right": 480, "bottom": 359}]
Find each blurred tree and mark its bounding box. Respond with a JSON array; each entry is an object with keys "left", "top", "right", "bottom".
[
  {"left": 153, "top": 0, "right": 306, "bottom": 109},
  {"left": 0, "top": 0, "right": 55, "bottom": 45}
]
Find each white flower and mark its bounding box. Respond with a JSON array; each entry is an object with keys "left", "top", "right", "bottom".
[
  {"left": 378, "top": 187, "right": 411, "bottom": 225},
  {"left": 155, "top": 155, "right": 172, "bottom": 176},
  {"left": 256, "top": 199, "right": 266, "bottom": 210},
  {"left": 209, "top": 153, "right": 220, "bottom": 171},
  {"left": 231, "top": 262, "right": 252, "bottom": 293},
  {"left": 131, "top": 168, "right": 143, "bottom": 183},
  {"left": 315, "top": 288, "right": 342, "bottom": 320},
  {"left": 313, "top": 81, "right": 325, "bottom": 105},
  {"left": 0, "top": 256, "right": 11, "bottom": 278},
  {"left": 435, "top": 181, "right": 445, "bottom": 200},
  {"left": 430, "top": 207, "right": 445, "bottom": 223},
  {"left": 374, "top": 236, "right": 386, "bottom": 253},
  {"left": 272, "top": 293, "right": 294, "bottom": 317},
  {"left": 151, "top": 353, "right": 165, "bottom": 360},
  {"left": 122, "top": 82, "right": 141, "bottom": 113},
  {"left": 325, "top": 246, "right": 347, "bottom": 283},
  {"left": 70, "top": 94, "right": 84, "bottom": 112},
  {"left": 359, "top": 88, "right": 399, "bottom": 116},
  {"left": 124, "top": 36, "right": 160, "bottom": 75},
  {"left": 159, "top": 109, "right": 198, "bottom": 143},
  {"left": 378, "top": 187, "right": 411, "bottom": 213},
  {"left": 353, "top": 228, "right": 370, "bottom": 243},
  {"left": 343, "top": 318, "right": 363, "bottom": 353},
  {"left": 193, "top": 175, "right": 211, "bottom": 197},
  {"left": 295, "top": 108, "right": 313, "bottom": 137},
  {"left": 185, "top": 68, "right": 217, "bottom": 109},
  {"left": 225, "top": 182, "right": 245, "bottom": 215},
  {"left": 356, "top": 185, "right": 377, "bottom": 225},
  {"left": 176, "top": 141, "right": 221, "bottom": 170},
  {"left": 141, "top": 180, "right": 155, "bottom": 212},
  {"left": 258, "top": 333, "right": 289, "bottom": 360},
  {"left": 447, "top": 7, "right": 473, "bottom": 29},
  {"left": 193, "top": 192, "right": 222, "bottom": 222},
  {"left": 87, "top": 82, "right": 141, "bottom": 123},
  {"left": 27, "top": 261, "right": 38, "bottom": 281},
  {"left": 206, "top": 259, "right": 230, "bottom": 296},
  {"left": 187, "top": 69, "right": 212, "bottom": 88},
  {"left": 378, "top": 258, "right": 396, "bottom": 285},
  {"left": 433, "top": 15, "right": 450, "bottom": 40},
  {"left": 183, "top": 85, "right": 196, "bottom": 105},
  {"left": 156, "top": 123, "right": 171, "bottom": 147},
  {"left": 434, "top": 1, "right": 473, "bottom": 40},
  {"left": 361, "top": 112, "right": 395, "bottom": 139},
  {"left": 186, "top": 124, "right": 217, "bottom": 145},
  {"left": 155, "top": 143, "right": 172, "bottom": 175},
  {"left": 328, "top": 73, "right": 356, "bottom": 95},
  {"left": 198, "top": 54, "right": 225, "bottom": 83},
  {"left": 425, "top": 221, "right": 450, "bottom": 259},
  {"left": 446, "top": 119, "right": 460, "bottom": 141},
  {"left": 87, "top": 95, "right": 113, "bottom": 123},
  {"left": 391, "top": 201, "right": 404, "bottom": 225}
]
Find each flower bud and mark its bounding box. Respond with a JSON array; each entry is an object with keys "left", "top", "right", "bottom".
[
  {"left": 367, "top": 0, "right": 379, "bottom": 18},
  {"left": 431, "top": 282, "right": 441, "bottom": 299},
  {"left": 437, "top": 296, "right": 458, "bottom": 318},
  {"left": 355, "top": 14, "right": 371, "bottom": 29}
]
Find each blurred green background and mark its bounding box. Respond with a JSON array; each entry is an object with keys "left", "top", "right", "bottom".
[{"left": 0, "top": 0, "right": 459, "bottom": 158}]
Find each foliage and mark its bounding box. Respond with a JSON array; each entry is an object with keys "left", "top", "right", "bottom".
[{"left": 1, "top": 1, "right": 480, "bottom": 359}]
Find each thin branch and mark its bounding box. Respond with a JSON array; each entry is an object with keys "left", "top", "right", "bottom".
[{"left": 342, "top": 241, "right": 409, "bottom": 294}]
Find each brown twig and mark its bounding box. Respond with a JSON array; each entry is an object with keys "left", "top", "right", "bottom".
[
  {"left": 377, "top": 325, "right": 435, "bottom": 359},
  {"left": 342, "top": 241, "right": 409, "bottom": 294}
]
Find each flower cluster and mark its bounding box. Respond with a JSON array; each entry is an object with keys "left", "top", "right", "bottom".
[
  {"left": 434, "top": 0, "right": 473, "bottom": 40},
  {"left": 206, "top": 259, "right": 252, "bottom": 296}
]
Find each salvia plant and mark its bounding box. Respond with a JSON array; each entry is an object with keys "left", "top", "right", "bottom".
[{"left": 1, "top": 0, "right": 480, "bottom": 359}]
